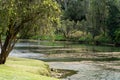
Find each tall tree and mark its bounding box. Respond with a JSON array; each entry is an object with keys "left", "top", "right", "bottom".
[
  {"left": 63, "top": 0, "right": 88, "bottom": 22},
  {"left": 0, "top": 0, "right": 61, "bottom": 64},
  {"left": 87, "top": 0, "right": 108, "bottom": 39},
  {"left": 107, "top": 0, "right": 120, "bottom": 45}
]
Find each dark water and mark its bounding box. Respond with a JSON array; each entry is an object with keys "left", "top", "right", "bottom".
[{"left": 10, "top": 40, "right": 120, "bottom": 80}]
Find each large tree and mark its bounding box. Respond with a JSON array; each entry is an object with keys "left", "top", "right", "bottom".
[
  {"left": 107, "top": 0, "right": 120, "bottom": 45},
  {"left": 0, "top": 0, "right": 60, "bottom": 64},
  {"left": 86, "top": 0, "right": 108, "bottom": 39},
  {"left": 63, "top": 0, "right": 88, "bottom": 22}
]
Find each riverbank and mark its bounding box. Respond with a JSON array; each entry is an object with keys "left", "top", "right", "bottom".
[{"left": 0, "top": 57, "right": 59, "bottom": 80}]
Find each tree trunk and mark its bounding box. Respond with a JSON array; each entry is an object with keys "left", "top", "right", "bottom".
[
  {"left": 64, "top": 0, "right": 68, "bottom": 11},
  {"left": 0, "top": 9, "right": 38, "bottom": 64},
  {"left": 0, "top": 40, "right": 11, "bottom": 64},
  {"left": 0, "top": 51, "right": 8, "bottom": 64},
  {"left": 0, "top": 32, "right": 17, "bottom": 64}
]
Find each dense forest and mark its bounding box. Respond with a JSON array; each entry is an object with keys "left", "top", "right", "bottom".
[
  {"left": 20, "top": 0, "right": 120, "bottom": 46},
  {"left": 56, "top": 0, "right": 120, "bottom": 46}
]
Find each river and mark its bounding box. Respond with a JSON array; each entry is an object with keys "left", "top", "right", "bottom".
[{"left": 10, "top": 40, "right": 120, "bottom": 80}]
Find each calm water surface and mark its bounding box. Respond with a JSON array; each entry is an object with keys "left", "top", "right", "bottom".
[{"left": 10, "top": 40, "right": 120, "bottom": 80}]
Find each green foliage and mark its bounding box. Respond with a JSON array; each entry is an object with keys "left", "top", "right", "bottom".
[
  {"left": 87, "top": 0, "right": 108, "bottom": 39},
  {"left": 0, "top": 0, "right": 61, "bottom": 37},
  {"left": 114, "top": 28, "right": 120, "bottom": 43},
  {"left": 20, "top": 0, "right": 61, "bottom": 39},
  {"left": 0, "top": 0, "right": 61, "bottom": 64},
  {"left": 1, "top": 0, "right": 120, "bottom": 46},
  {"left": 56, "top": 0, "right": 120, "bottom": 45},
  {"left": 63, "top": 0, "right": 88, "bottom": 22},
  {"left": 55, "top": 34, "right": 65, "bottom": 41},
  {"left": 95, "top": 35, "right": 111, "bottom": 43},
  {"left": 79, "top": 33, "right": 93, "bottom": 42},
  {"left": 60, "top": 20, "right": 75, "bottom": 38},
  {"left": 107, "top": 0, "right": 120, "bottom": 43}
]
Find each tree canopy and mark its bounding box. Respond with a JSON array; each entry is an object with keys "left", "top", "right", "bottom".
[
  {"left": 56, "top": 0, "right": 120, "bottom": 45},
  {"left": 0, "top": 0, "right": 61, "bottom": 64}
]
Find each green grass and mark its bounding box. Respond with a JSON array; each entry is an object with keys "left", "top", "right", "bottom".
[{"left": 0, "top": 57, "right": 59, "bottom": 80}]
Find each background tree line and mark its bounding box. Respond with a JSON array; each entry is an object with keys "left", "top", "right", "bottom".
[
  {"left": 55, "top": 0, "right": 120, "bottom": 46},
  {"left": 5, "top": 0, "right": 120, "bottom": 45}
]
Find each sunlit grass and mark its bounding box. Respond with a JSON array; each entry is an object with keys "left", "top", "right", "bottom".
[{"left": 0, "top": 57, "right": 59, "bottom": 80}]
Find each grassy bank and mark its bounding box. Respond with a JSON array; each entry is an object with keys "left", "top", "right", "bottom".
[{"left": 0, "top": 57, "right": 59, "bottom": 80}]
